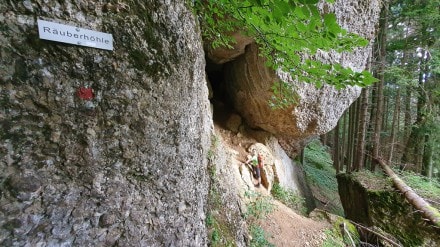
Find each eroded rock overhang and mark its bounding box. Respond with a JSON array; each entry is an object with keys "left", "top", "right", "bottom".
[{"left": 205, "top": 0, "right": 381, "bottom": 155}]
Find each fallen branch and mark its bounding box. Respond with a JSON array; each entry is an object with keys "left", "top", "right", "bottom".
[
  {"left": 313, "top": 208, "right": 402, "bottom": 246},
  {"left": 342, "top": 222, "right": 356, "bottom": 247},
  {"left": 374, "top": 157, "right": 440, "bottom": 227},
  {"left": 425, "top": 198, "right": 440, "bottom": 206},
  {"left": 349, "top": 221, "right": 402, "bottom": 247}
]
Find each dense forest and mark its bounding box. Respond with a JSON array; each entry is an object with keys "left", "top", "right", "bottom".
[{"left": 325, "top": 0, "right": 440, "bottom": 179}]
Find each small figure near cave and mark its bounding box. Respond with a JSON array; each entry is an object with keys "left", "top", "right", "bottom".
[
  {"left": 245, "top": 150, "right": 262, "bottom": 187},
  {"left": 257, "top": 153, "right": 264, "bottom": 187}
]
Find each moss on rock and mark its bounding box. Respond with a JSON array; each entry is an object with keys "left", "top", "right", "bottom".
[{"left": 338, "top": 172, "right": 440, "bottom": 246}]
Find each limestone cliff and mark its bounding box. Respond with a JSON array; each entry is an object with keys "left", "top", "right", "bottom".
[
  {"left": 0, "top": 1, "right": 211, "bottom": 246},
  {"left": 209, "top": 0, "right": 381, "bottom": 155}
]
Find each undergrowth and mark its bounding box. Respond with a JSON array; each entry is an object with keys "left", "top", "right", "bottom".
[
  {"left": 398, "top": 170, "right": 440, "bottom": 201},
  {"left": 244, "top": 191, "right": 275, "bottom": 247},
  {"left": 271, "top": 182, "right": 307, "bottom": 215},
  {"left": 303, "top": 139, "right": 333, "bottom": 169},
  {"left": 244, "top": 190, "right": 274, "bottom": 220},
  {"left": 249, "top": 225, "right": 275, "bottom": 247},
  {"left": 322, "top": 217, "right": 360, "bottom": 247},
  {"left": 302, "top": 139, "right": 344, "bottom": 215}
]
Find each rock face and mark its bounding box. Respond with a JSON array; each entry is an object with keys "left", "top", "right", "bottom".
[
  {"left": 206, "top": 32, "right": 254, "bottom": 64},
  {"left": 266, "top": 138, "right": 315, "bottom": 211},
  {"left": 208, "top": 132, "right": 248, "bottom": 246},
  {"left": 0, "top": 1, "right": 212, "bottom": 246},
  {"left": 222, "top": 0, "right": 381, "bottom": 151},
  {"left": 337, "top": 173, "right": 440, "bottom": 246}
]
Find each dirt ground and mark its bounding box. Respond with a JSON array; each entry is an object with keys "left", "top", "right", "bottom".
[{"left": 259, "top": 200, "right": 330, "bottom": 247}]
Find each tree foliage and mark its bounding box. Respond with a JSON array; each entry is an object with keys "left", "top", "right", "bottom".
[
  {"left": 193, "top": 0, "right": 378, "bottom": 96},
  {"left": 386, "top": 0, "right": 440, "bottom": 176},
  {"left": 329, "top": 0, "right": 440, "bottom": 179}
]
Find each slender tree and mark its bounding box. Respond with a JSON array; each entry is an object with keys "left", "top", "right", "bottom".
[
  {"left": 371, "top": 2, "right": 388, "bottom": 171},
  {"left": 354, "top": 87, "right": 370, "bottom": 171},
  {"left": 365, "top": 70, "right": 378, "bottom": 169},
  {"left": 341, "top": 110, "right": 348, "bottom": 171},
  {"left": 403, "top": 88, "right": 412, "bottom": 142},
  {"left": 402, "top": 49, "right": 429, "bottom": 172},
  {"left": 388, "top": 88, "right": 401, "bottom": 163},
  {"left": 333, "top": 119, "right": 341, "bottom": 174}
]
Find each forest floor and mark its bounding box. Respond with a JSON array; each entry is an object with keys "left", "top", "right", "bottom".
[{"left": 258, "top": 199, "right": 330, "bottom": 247}]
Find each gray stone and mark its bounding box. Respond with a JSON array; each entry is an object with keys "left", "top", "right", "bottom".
[
  {"left": 4, "top": 174, "right": 42, "bottom": 196},
  {"left": 0, "top": 0, "right": 212, "bottom": 246},
  {"left": 98, "top": 214, "right": 117, "bottom": 228},
  {"left": 225, "top": 113, "right": 242, "bottom": 133}
]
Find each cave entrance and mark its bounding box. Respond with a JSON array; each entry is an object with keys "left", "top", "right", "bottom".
[{"left": 206, "top": 58, "right": 236, "bottom": 127}]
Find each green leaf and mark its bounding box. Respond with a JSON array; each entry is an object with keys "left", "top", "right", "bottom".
[
  {"left": 298, "top": 0, "right": 319, "bottom": 4},
  {"left": 296, "top": 22, "right": 307, "bottom": 32},
  {"left": 323, "top": 13, "right": 341, "bottom": 33},
  {"left": 362, "top": 71, "right": 379, "bottom": 85},
  {"left": 308, "top": 5, "right": 320, "bottom": 18},
  {"left": 300, "top": 6, "right": 311, "bottom": 18},
  {"left": 274, "top": 0, "right": 294, "bottom": 15}
]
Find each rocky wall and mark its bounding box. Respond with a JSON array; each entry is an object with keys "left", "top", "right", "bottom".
[
  {"left": 0, "top": 0, "right": 212, "bottom": 246},
  {"left": 220, "top": 0, "right": 381, "bottom": 155}
]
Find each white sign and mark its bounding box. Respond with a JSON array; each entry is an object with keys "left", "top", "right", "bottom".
[{"left": 38, "top": 19, "right": 113, "bottom": 51}]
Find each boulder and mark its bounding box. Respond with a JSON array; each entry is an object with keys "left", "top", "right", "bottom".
[
  {"left": 222, "top": 0, "right": 381, "bottom": 154},
  {"left": 266, "top": 137, "right": 315, "bottom": 211},
  {"left": 225, "top": 113, "right": 242, "bottom": 133},
  {"left": 224, "top": 43, "right": 362, "bottom": 140},
  {"left": 210, "top": 132, "right": 249, "bottom": 246}
]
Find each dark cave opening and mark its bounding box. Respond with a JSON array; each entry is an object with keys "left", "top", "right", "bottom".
[{"left": 205, "top": 57, "right": 236, "bottom": 127}]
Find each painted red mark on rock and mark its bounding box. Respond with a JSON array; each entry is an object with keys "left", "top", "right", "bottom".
[{"left": 77, "top": 87, "right": 94, "bottom": 100}]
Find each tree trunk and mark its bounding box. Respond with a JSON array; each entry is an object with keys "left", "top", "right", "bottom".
[
  {"left": 375, "top": 158, "right": 440, "bottom": 227},
  {"left": 402, "top": 50, "right": 428, "bottom": 173},
  {"left": 347, "top": 103, "right": 357, "bottom": 173},
  {"left": 355, "top": 87, "right": 369, "bottom": 171},
  {"left": 371, "top": 4, "right": 388, "bottom": 171},
  {"left": 382, "top": 93, "right": 389, "bottom": 133},
  {"left": 333, "top": 120, "right": 341, "bottom": 174},
  {"left": 321, "top": 133, "right": 328, "bottom": 147},
  {"left": 388, "top": 88, "right": 401, "bottom": 164},
  {"left": 366, "top": 75, "right": 378, "bottom": 169},
  {"left": 422, "top": 134, "right": 433, "bottom": 178},
  {"left": 300, "top": 148, "right": 305, "bottom": 165},
  {"left": 403, "top": 88, "right": 412, "bottom": 142},
  {"left": 341, "top": 110, "right": 348, "bottom": 171}
]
